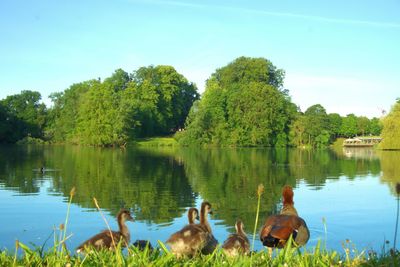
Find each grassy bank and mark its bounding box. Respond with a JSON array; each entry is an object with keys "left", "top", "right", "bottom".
[
  {"left": 3, "top": 186, "right": 399, "bottom": 267},
  {"left": 132, "top": 137, "right": 178, "bottom": 147},
  {"left": 1, "top": 240, "right": 399, "bottom": 266}
]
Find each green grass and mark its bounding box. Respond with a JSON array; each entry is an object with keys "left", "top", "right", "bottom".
[
  {"left": 3, "top": 183, "right": 400, "bottom": 266},
  {"left": 132, "top": 137, "right": 178, "bottom": 147},
  {"left": 2, "top": 239, "right": 400, "bottom": 267}
]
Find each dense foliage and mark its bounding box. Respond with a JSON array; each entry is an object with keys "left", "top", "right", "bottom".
[
  {"left": 177, "top": 57, "right": 297, "bottom": 146},
  {"left": 0, "top": 90, "right": 47, "bottom": 143},
  {"left": 380, "top": 100, "right": 400, "bottom": 150},
  {"left": 289, "top": 105, "right": 382, "bottom": 148},
  {"left": 0, "top": 57, "right": 386, "bottom": 147},
  {"left": 46, "top": 67, "right": 199, "bottom": 146}
]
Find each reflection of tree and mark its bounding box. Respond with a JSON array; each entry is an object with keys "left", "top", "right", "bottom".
[
  {"left": 176, "top": 148, "right": 297, "bottom": 230},
  {"left": 0, "top": 145, "right": 47, "bottom": 194},
  {"left": 177, "top": 148, "right": 382, "bottom": 230},
  {"left": 377, "top": 150, "right": 400, "bottom": 196},
  {"left": 0, "top": 145, "right": 196, "bottom": 224},
  {"left": 0, "top": 145, "right": 388, "bottom": 229},
  {"left": 331, "top": 148, "right": 381, "bottom": 179}
]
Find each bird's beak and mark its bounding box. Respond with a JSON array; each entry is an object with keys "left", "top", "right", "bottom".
[{"left": 209, "top": 210, "right": 213, "bottom": 215}]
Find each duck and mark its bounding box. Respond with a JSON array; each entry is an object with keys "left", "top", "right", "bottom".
[
  {"left": 222, "top": 220, "right": 250, "bottom": 257},
  {"left": 132, "top": 240, "right": 153, "bottom": 251},
  {"left": 259, "top": 185, "right": 310, "bottom": 250},
  {"left": 187, "top": 207, "right": 199, "bottom": 224},
  {"left": 166, "top": 202, "right": 218, "bottom": 258},
  {"left": 76, "top": 208, "right": 133, "bottom": 253}
]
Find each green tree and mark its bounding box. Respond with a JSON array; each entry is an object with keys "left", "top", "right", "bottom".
[
  {"left": 125, "top": 65, "right": 199, "bottom": 137},
  {"left": 380, "top": 101, "right": 400, "bottom": 149},
  {"left": 0, "top": 90, "right": 47, "bottom": 140},
  {"left": 75, "top": 80, "right": 125, "bottom": 146},
  {"left": 356, "top": 116, "right": 369, "bottom": 136},
  {"left": 327, "top": 113, "right": 342, "bottom": 138},
  {"left": 47, "top": 81, "right": 94, "bottom": 142},
  {"left": 179, "top": 57, "right": 296, "bottom": 146},
  {"left": 103, "top": 68, "right": 131, "bottom": 91},
  {"left": 289, "top": 104, "right": 332, "bottom": 147},
  {"left": 304, "top": 104, "right": 329, "bottom": 145},
  {"left": 368, "top": 117, "right": 382, "bottom": 136},
  {"left": 340, "top": 114, "right": 358, "bottom": 137},
  {"left": 289, "top": 114, "right": 307, "bottom": 147}
]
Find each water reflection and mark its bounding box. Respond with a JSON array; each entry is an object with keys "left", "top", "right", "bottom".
[{"left": 0, "top": 145, "right": 399, "bottom": 252}]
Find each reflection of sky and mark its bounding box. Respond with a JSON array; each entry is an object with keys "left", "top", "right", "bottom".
[
  {"left": 296, "top": 177, "right": 397, "bottom": 252},
  {"left": 1, "top": 166, "right": 398, "bottom": 254}
]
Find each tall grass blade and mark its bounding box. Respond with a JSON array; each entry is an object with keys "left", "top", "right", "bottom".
[{"left": 92, "top": 197, "right": 117, "bottom": 249}]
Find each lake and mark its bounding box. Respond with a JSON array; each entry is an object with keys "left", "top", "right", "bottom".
[{"left": 0, "top": 145, "right": 399, "bottom": 254}]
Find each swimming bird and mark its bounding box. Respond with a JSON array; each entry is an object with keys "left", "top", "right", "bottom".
[
  {"left": 222, "top": 220, "right": 250, "bottom": 257},
  {"left": 166, "top": 202, "right": 218, "bottom": 258},
  {"left": 259, "top": 185, "right": 309, "bottom": 250},
  {"left": 76, "top": 209, "right": 133, "bottom": 253}
]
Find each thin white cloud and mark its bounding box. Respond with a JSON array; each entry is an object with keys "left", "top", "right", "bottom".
[{"left": 134, "top": 0, "right": 400, "bottom": 29}]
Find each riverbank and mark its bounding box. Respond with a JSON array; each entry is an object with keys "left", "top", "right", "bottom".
[
  {"left": 1, "top": 240, "right": 399, "bottom": 266},
  {"left": 132, "top": 137, "right": 178, "bottom": 147}
]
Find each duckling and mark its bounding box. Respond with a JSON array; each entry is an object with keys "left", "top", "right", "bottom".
[
  {"left": 166, "top": 202, "right": 218, "bottom": 258},
  {"left": 76, "top": 209, "right": 133, "bottom": 253},
  {"left": 222, "top": 220, "right": 250, "bottom": 257},
  {"left": 133, "top": 240, "right": 153, "bottom": 251},
  {"left": 259, "top": 186, "right": 310, "bottom": 250},
  {"left": 187, "top": 207, "right": 199, "bottom": 224}
]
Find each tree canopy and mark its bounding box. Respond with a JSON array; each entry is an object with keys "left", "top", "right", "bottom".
[
  {"left": 380, "top": 101, "right": 400, "bottom": 150},
  {"left": 177, "top": 57, "right": 297, "bottom": 146},
  {"left": 0, "top": 90, "right": 47, "bottom": 143},
  {"left": 46, "top": 66, "right": 199, "bottom": 146},
  {"left": 0, "top": 58, "right": 386, "bottom": 147}
]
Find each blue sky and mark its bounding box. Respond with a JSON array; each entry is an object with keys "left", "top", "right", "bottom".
[{"left": 1, "top": 0, "right": 399, "bottom": 117}]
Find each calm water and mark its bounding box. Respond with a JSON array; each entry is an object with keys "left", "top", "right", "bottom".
[{"left": 0, "top": 145, "right": 399, "bottom": 253}]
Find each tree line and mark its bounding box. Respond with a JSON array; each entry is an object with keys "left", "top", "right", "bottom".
[
  {"left": 176, "top": 57, "right": 383, "bottom": 147},
  {"left": 1, "top": 66, "right": 199, "bottom": 146},
  {"left": 1, "top": 57, "right": 396, "bottom": 147}
]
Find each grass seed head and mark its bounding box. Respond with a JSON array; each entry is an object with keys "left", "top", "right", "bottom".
[
  {"left": 70, "top": 187, "right": 76, "bottom": 197},
  {"left": 257, "top": 184, "right": 265, "bottom": 197}
]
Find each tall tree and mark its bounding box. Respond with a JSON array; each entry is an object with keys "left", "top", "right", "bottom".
[
  {"left": 380, "top": 101, "right": 400, "bottom": 149},
  {"left": 48, "top": 81, "right": 94, "bottom": 142},
  {"left": 124, "top": 65, "right": 199, "bottom": 138},
  {"left": 0, "top": 90, "right": 47, "bottom": 140},
  {"left": 289, "top": 104, "right": 331, "bottom": 147},
  {"left": 104, "top": 68, "right": 131, "bottom": 92},
  {"left": 179, "top": 57, "right": 296, "bottom": 146},
  {"left": 75, "top": 81, "right": 125, "bottom": 146},
  {"left": 368, "top": 117, "right": 382, "bottom": 136},
  {"left": 356, "top": 116, "right": 369, "bottom": 136},
  {"left": 340, "top": 114, "right": 358, "bottom": 137},
  {"left": 327, "top": 113, "right": 342, "bottom": 138}
]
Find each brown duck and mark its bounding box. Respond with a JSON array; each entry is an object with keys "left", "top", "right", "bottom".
[
  {"left": 187, "top": 207, "right": 199, "bottom": 224},
  {"left": 131, "top": 208, "right": 199, "bottom": 251},
  {"left": 166, "top": 202, "right": 218, "bottom": 257},
  {"left": 259, "top": 185, "right": 309, "bottom": 249},
  {"left": 222, "top": 220, "right": 250, "bottom": 257},
  {"left": 76, "top": 209, "right": 133, "bottom": 252}
]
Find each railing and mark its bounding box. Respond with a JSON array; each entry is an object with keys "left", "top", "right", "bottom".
[{"left": 343, "top": 137, "right": 382, "bottom": 147}]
